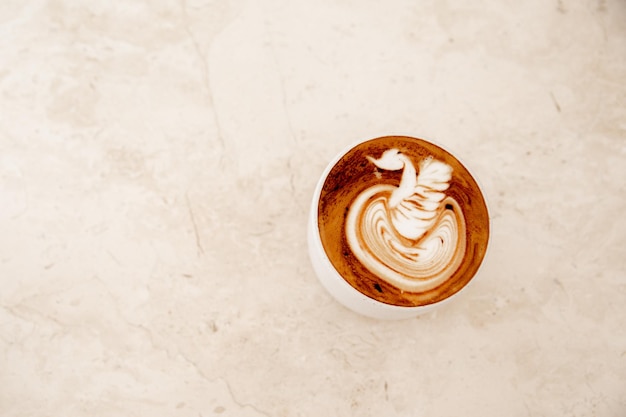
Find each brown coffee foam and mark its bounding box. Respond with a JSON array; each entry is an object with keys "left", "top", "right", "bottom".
[{"left": 317, "top": 136, "right": 489, "bottom": 307}]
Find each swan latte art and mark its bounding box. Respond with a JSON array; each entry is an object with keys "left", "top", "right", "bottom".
[{"left": 316, "top": 136, "right": 489, "bottom": 307}]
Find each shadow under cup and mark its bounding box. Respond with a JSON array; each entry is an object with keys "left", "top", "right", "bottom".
[{"left": 307, "top": 136, "right": 490, "bottom": 320}]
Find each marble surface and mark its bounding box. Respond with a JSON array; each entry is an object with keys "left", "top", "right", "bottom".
[{"left": 1, "top": 0, "right": 625, "bottom": 416}]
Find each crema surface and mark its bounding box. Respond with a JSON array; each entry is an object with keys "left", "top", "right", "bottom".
[{"left": 317, "top": 136, "right": 489, "bottom": 306}]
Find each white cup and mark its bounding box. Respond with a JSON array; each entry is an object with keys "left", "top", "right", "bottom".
[{"left": 307, "top": 137, "right": 489, "bottom": 320}]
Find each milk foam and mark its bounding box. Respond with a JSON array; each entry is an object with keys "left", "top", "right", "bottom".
[{"left": 346, "top": 150, "right": 466, "bottom": 292}]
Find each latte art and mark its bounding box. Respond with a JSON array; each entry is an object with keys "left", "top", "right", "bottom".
[
  {"left": 313, "top": 136, "right": 489, "bottom": 311},
  {"left": 345, "top": 150, "right": 466, "bottom": 292}
]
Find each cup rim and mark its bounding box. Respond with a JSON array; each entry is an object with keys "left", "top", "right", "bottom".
[{"left": 309, "top": 135, "right": 492, "bottom": 316}]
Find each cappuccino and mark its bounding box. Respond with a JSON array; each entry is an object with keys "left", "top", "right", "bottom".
[{"left": 309, "top": 136, "right": 489, "bottom": 317}]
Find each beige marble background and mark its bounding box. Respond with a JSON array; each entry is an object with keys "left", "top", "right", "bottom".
[{"left": 1, "top": 0, "right": 625, "bottom": 416}]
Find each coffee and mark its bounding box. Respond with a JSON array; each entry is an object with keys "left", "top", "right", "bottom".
[{"left": 315, "top": 136, "right": 489, "bottom": 307}]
